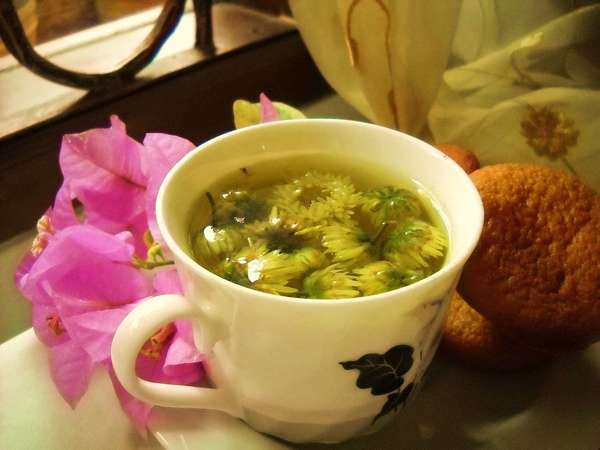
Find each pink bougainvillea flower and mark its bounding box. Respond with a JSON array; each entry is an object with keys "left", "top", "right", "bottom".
[
  {"left": 17, "top": 225, "right": 152, "bottom": 407},
  {"left": 152, "top": 269, "right": 203, "bottom": 373},
  {"left": 152, "top": 267, "right": 184, "bottom": 295},
  {"left": 107, "top": 268, "right": 204, "bottom": 430},
  {"left": 59, "top": 116, "right": 148, "bottom": 255},
  {"left": 106, "top": 268, "right": 203, "bottom": 429},
  {"left": 108, "top": 321, "right": 204, "bottom": 430},
  {"left": 20, "top": 226, "right": 142, "bottom": 307},
  {"left": 141, "top": 133, "right": 195, "bottom": 244},
  {"left": 14, "top": 181, "right": 79, "bottom": 292},
  {"left": 259, "top": 92, "right": 280, "bottom": 122},
  {"left": 48, "top": 287, "right": 199, "bottom": 431},
  {"left": 26, "top": 225, "right": 151, "bottom": 355}
]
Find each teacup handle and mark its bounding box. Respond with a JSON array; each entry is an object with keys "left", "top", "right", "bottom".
[{"left": 111, "top": 294, "right": 237, "bottom": 416}]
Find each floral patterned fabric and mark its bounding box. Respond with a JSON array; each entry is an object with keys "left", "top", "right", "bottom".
[{"left": 290, "top": 0, "right": 600, "bottom": 191}]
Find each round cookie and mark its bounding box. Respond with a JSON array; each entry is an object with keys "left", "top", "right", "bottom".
[
  {"left": 459, "top": 164, "right": 600, "bottom": 349},
  {"left": 434, "top": 144, "right": 480, "bottom": 174},
  {"left": 441, "top": 293, "right": 549, "bottom": 370}
]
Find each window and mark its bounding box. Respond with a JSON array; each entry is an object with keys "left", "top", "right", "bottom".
[{"left": 0, "top": 0, "right": 329, "bottom": 241}]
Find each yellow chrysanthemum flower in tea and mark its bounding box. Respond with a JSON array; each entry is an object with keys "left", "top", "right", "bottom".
[
  {"left": 321, "top": 223, "right": 371, "bottom": 264},
  {"left": 290, "top": 247, "right": 328, "bottom": 271},
  {"left": 224, "top": 241, "right": 308, "bottom": 295},
  {"left": 303, "top": 264, "right": 361, "bottom": 299},
  {"left": 354, "top": 261, "right": 405, "bottom": 296},
  {"left": 192, "top": 225, "right": 246, "bottom": 260},
  {"left": 354, "top": 262, "right": 430, "bottom": 296},
  {"left": 211, "top": 189, "right": 269, "bottom": 227},
  {"left": 361, "top": 186, "right": 422, "bottom": 226},
  {"left": 383, "top": 219, "right": 447, "bottom": 270},
  {"left": 245, "top": 206, "right": 309, "bottom": 252},
  {"left": 271, "top": 172, "right": 361, "bottom": 225},
  {"left": 269, "top": 183, "right": 304, "bottom": 215},
  {"left": 191, "top": 168, "right": 447, "bottom": 299}
]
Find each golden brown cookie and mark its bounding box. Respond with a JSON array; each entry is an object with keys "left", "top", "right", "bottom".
[
  {"left": 434, "top": 144, "right": 480, "bottom": 174},
  {"left": 441, "top": 293, "right": 549, "bottom": 370},
  {"left": 459, "top": 164, "right": 600, "bottom": 349}
]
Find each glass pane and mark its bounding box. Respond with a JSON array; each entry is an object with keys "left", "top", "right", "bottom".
[{"left": 1, "top": 0, "right": 164, "bottom": 59}]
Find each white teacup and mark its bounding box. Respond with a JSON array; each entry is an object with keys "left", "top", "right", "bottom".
[{"left": 111, "top": 119, "right": 483, "bottom": 443}]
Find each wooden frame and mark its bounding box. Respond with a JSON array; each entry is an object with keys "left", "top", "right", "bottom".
[
  {"left": 0, "top": 30, "right": 330, "bottom": 241},
  {"left": 0, "top": 0, "right": 217, "bottom": 90}
]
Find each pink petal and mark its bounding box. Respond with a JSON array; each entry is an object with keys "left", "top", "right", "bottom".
[
  {"left": 128, "top": 213, "right": 151, "bottom": 258},
  {"left": 49, "top": 256, "right": 151, "bottom": 307},
  {"left": 55, "top": 296, "right": 138, "bottom": 363},
  {"left": 23, "top": 225, "right": 151, "bottom": 308},
  {"left": 164, "top": 320, "right": 203, "bottom": 371},
  {"left": 142, "top": 133, "right": 195, "bottom": 176},
  {"left": 152, "top": 268, "right": 184, "bottom": 295},
  {"left": 32, "top": 302, "right": 70, "bottom": 347},
  {"left": 75, "top": 180, "right": 146, "bottom": 235},
  {"left": 259, "top": 93, "right": 279, "bottom": 122},
  {"left": 51, "top": 183, "right": 79, "bottom": 230},
  {"left": 48, "top": 338, "right": 94, "bottom": 408},
  {"left": 137, "top": 344, "right": 202, "bottom": 386},
  {"left": 60, "top": 116, "right": 146, "bottom": 187},
  {"left": 108, "top": 364, "right": 151, "bottom": 435},
  {"left": 14, "top": 251, "right": 35, "bottom": 293},
  {"left": 151, "top": 272, "right": 204, "bottom": 374},
  {"left": 56, "top": 226, "right": 135, "bottom": 262},
  {"left": 142, "top": 133, "right": 195, "bottom": 243},
  {"left": 20, "top": 251, "right": 67, "bottom": 307},
  {"left": 59, "top": 116, "right": 147, "bottom": 235},
  {"left": 14, "top": 190, "right": 77, "bottom": 293},
  {"left": 21, "top": 227, "right": 118, "bottom": 301}
]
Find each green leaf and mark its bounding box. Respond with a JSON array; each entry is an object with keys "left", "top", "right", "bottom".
[
  {"left": 232, "top": 99, "right": 305, "bottom": 129},
  {"left": 272, "top": 102, "right": 305, "bottom": 120},
  {"left": 233, "top": 99, "right": 262, "bottom": 129}
]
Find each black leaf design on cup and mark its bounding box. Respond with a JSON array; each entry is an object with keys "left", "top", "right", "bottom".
[
  {"left": 372, "top": 382, "right": 414, "bottom": 424},
  {"left": 340, "top": 345, "right": 414, "bottom": 423}
]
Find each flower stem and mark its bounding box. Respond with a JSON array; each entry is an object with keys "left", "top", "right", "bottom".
[{"left": 132, "top": 257, "right": 174, "bottom": 270}]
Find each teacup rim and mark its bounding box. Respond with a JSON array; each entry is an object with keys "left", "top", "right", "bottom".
[{"left": 157, "top": 118, "right": 483, "bottom": 305}]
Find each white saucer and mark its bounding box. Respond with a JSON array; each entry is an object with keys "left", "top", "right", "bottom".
[
  {"left": 148, "top": 343, "right": 600, "bottom": 450},
  {"left": 3, "top": 329, "right": 598, "bottom": 449}
]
